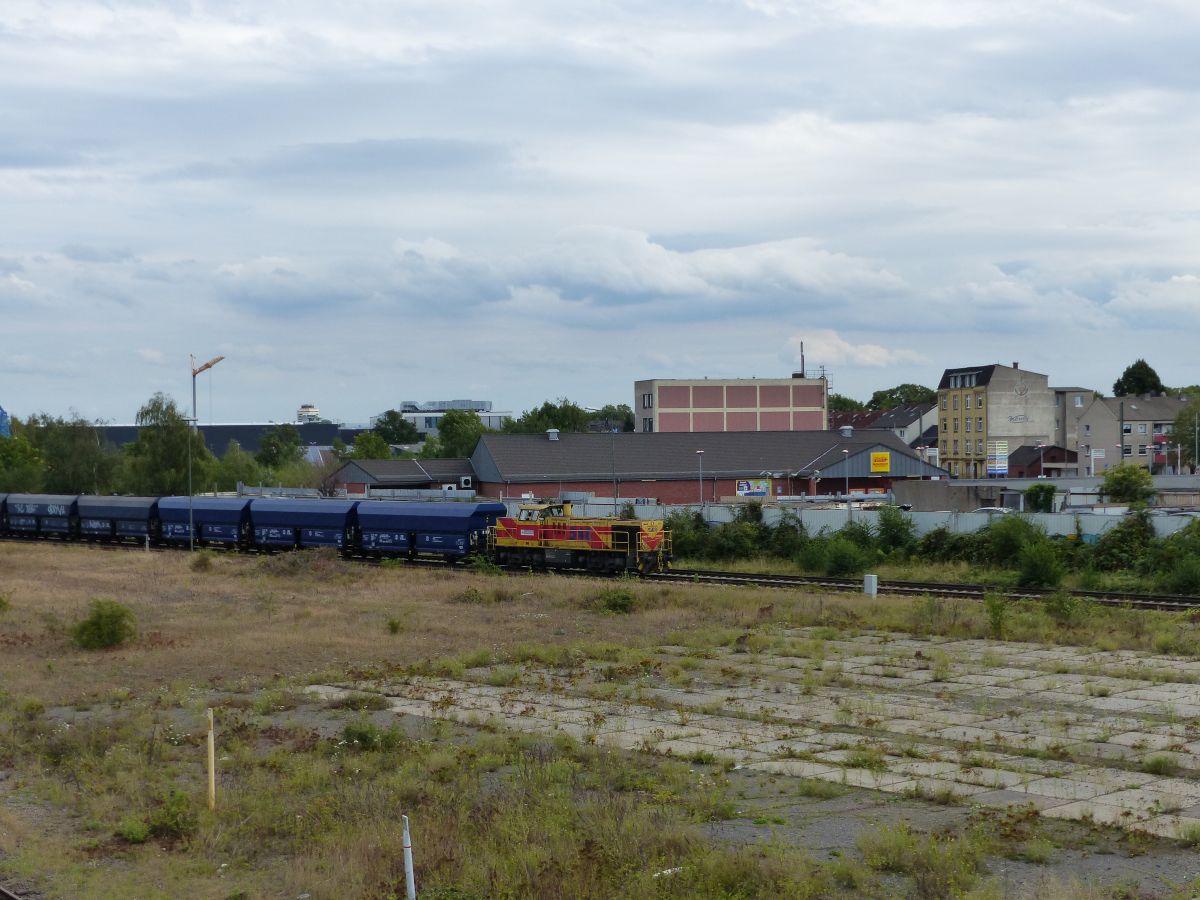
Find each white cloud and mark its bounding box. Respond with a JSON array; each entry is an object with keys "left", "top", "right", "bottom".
[{"left": 786, "top": 330, "right": 927, "bottom": 368}]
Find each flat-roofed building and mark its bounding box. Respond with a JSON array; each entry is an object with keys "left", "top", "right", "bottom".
[{"left": 633, "top": 375, "right": 827, "bottom": 434}]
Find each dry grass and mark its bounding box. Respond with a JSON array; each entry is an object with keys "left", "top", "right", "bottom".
[{"left": 0, "top": 543, "right": 798, "bottom": 705}]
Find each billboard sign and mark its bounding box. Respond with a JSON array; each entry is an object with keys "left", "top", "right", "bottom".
[
  {"left": 870, "top": 451, "right": 891, "bottom": 473},
  {"left": 735, "top": 479, "right": 770, "bottom": 497},
  {"left": 986, "top": 440, "right": 1009, "bottom": 477},
  {"left": 0, "top": 405, "right": 9, "bottom": 438}
]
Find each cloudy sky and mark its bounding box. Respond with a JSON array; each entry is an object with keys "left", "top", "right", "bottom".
[{"left": 2, "top": 1, "right": 1198, "bottom": 424}]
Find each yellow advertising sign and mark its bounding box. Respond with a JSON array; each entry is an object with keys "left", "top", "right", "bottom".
[{"left": 870, "top": 451, "right": 891, "bottom": 474}]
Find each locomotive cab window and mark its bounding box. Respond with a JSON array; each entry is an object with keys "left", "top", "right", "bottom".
[{"left": 517, "top": 508, "right": 542, "bottom": 521}]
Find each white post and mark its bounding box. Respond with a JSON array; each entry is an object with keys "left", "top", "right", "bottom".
[
  {"left": 863, "top": 574, "right": 878, "bottom": 596},
  {"left": 206, "top": 708, "right": 216, "bottom": 810},
  {"left": 402, "top": 814, "right": 416, "bottom": 900}
]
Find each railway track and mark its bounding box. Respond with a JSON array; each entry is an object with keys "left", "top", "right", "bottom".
[
  {"left": 652, "top": 568, "right": 1200, "bottom": 612},
  {"left": 6, "top": 535, "right": 1199, "bottom": 612}
]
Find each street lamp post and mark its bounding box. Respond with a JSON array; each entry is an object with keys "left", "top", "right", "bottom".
[
  {"left": 842, "top": 449, "right": 850, "bottom": 520},
  {"left": 696, "top": 450, "right": 704, "bottom": 507},
  {"left": 1036, "top": 440, "right": 1045, "bottom": 478},
  {"left": 188, "top": 354, "right": 225, "bottom": 551}
]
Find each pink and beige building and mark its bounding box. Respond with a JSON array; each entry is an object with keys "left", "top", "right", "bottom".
[{"left": 633, "top": 375, "right": 828, "bottom": 434}]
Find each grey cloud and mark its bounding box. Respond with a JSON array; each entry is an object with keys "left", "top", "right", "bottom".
[{"left": 61, "top": 244, "right": 137, "bottom": 263}]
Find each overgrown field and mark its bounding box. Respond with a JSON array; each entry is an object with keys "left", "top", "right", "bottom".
[
  {"left": 669, "top": 505, "right": 1200, "bottom": 594},
  {"left": 3, "top": 542, "right": 1200, "bottom": 898}
]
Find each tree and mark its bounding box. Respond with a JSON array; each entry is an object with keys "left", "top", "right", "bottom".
[
  {"left": 213, "top": 440, "right": 263, "bottom": 492},
  {"left": 119, "top": 393, "right": 213, "bottom": 495},
  {"left": 868, "top": 384, "right": 937, "bottom": 410},
  {"left": 349, "top": 431, "right": 392, "bottom": 459},
  {"left": 1173, "top": 400, "right": 1200, "bottom": 472},
  {"left": 1099, "top": 464, "right": 1155, "bottom": 505},
  {"left": 372, "top": 410, "right": 419, "bottom": 444},
  {"left": 828, "top": 393, "right": 865, "bottom": 412},
  {"left": 21, "top": 413, "right": 118, "bottom": 494},
  {"left": 503, "top": 398, "right": 593, "bottom": 434},
  {"left": 255, "top": 424, "right": 304, "bottom": 469},
  {"left": 1024, "top": 482, "right": 1056, "bottom": 513},
  {"left": 1113, "top": 359, "right": 1165, "bottom": 397},
  {"left": 0, "top": 434, "right": 44, "bottom": 491},
  {"left": 436, "top": 409, "right": 488, "bottom": 457},
  {"left": 591, "top": 403, "right": 635, "bottom": 432}
]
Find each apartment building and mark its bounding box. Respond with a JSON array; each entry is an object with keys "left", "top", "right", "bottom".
[
  {"left": 1075, "top": 395, "right": 1190, "bottom": 473},
  {"left": 633, "top": 375, "right": 827, "bottom": 434},
  {"left": 937, "top": 363, "right": 1055, "bottom": 478}
]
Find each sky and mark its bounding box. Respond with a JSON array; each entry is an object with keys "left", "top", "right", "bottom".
[{"left": 2, "top": 0, "right": 1198, "bottom": 425}]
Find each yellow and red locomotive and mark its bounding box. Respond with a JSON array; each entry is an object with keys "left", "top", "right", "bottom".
[{"left": 490, "top": 501, "right": 671, "bottom": 573}]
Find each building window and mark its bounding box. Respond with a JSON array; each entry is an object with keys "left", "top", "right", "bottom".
[
  {"left": 965, "top": 395, "right": 972, "bottom": 409},
  {"left": 1074, "top": 396, "right": 1083, "bottom": 408},
  {"left": 976, "top": 416, "right": 983, "bottom": 431},
  {"left": 1166, "top": 424, "right": 1174, "bottom": 434},
  {"left": 1137, "top": 423, "right": 1147, "bottom": 434},
  {"left": 1138, "top": 445, "right": 1148, "bottom": 456},
  {"left": 942, "top": 417, "right": 947, "bottom": 432},
  {"left": 977, "top": 394, "right": 984, "bottom": 409},
  {"left": 953, "top": 461, "right": 960, "bottom": 476},
  {"left": 953, "top": 418, "right": 959, "bottom": 433},
  {"left": 1122, "top": 423, "right": 1132, "bottom": 434},
  {"left": 1123, "top": 445, "right": 1132, "bottom": 457},
  {"left": 641, "top": 393, "right": 653, "bottom": 409},
  {"left": 976, "top": 439, "right": 983, "bottom": 454},
  {"left": 941, "top": 398, "right": 947, "bottom": 410},
  {"left": 941, "top": 440, "right": 947, "bottom": 454},
  {"left": 952, "top": 440, "right": 959, "bottom": 454},
  {"left": 952, "top": 395, "right": 959, "bottom": 410},
  {"left": 1084, "top": 424, "right": 1091, "bottom": 435},
  {"left": 965, "top": 419, "right": 971, "bottom": 433},
  {"left": 641, "top": 418, "right": 654, "bottom": 433}
]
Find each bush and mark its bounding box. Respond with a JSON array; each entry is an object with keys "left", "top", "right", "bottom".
[
  {"left": 877, "top": 505, "right": 916, "bottom": 554},
  {"left": 766, "top": 515, "right": 807, "bottom": 558},
  {"left": 0, "top": 592, "right": 10, "bottom": 615},
  {"left": 1042, "top": 592, "right": 1091, "bottom": 626},
  {"left": 1093, "top": 511, "right": 1156, "bottom": 572},
  {"left": 825, "top": 538, "right": 871, "bottom": 576},
  {"left": 1017, "top": 540, "right": 1063, "bottom": 588},
  {"left": 839, "top": 519, "right": 876, "bottom": 550},
  {"left": 796, "top": 538, "right": 829, "bottom": 573},
  {"left": 982, "top": 592, "right": 1008, "bottom": 639},
  {"left": 190, "top": 549, "right": 215, "bottom": 572},
  {"left": 342, "top": 720, "right": 402, "bottom": 752},
  {"left": 1024, "top": 483, "right": 1056, "bottom": 513},
  {"left": 1163, "top": 558, "right": 1200, "bottom": 596},
  {"left": 594, "top": 587, "right": 635, "bottom": 614},
  {"left": 71, "top": 599, "right": 137, "bottom": 650},
  {"left": 708, "top": 522, "right": 760, "bottom": 560},
  {"left": 980, "top": 515, "right": 1043, "bottom": 567},
  {"left": 115, "top": 816, "right": 151, "bottom": 844},
  {"left": 148, "top": 789, "right": 197, "bottom": 840}
]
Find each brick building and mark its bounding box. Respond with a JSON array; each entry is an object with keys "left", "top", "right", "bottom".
[{"left": 633, "top": 375, "right": 827, "bottom": 434}]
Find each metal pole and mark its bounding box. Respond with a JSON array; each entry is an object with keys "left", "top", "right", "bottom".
[
  {"left": 697, "top": 450, "right": 704, "bottom": 506},
  {"left": 402, "top": 815, "right": 416, "bottom": 900},
  {"left": 189, "top": 356, "right": 195, "bottom": 552},
  {"left": 206, "top": 708, "right": 216, "bottom": 810},
  {"left": 611, "top": 427, "right": 618, "bottom": 517}
]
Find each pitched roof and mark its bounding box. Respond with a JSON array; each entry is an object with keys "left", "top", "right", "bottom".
[
  {"left": 1098, "top": 396, "right": 1189, "bottom": 422},
  {"left": 937, "top": 365, "right": 997, "bottom": 389},
  {"left": 472, "top": 430, "right": 946, "bottom": 482},
  {"left": 333, "top": 458, "right": 473, "bottom": 486},
  {"left": 871, "top": 403, "right": 935, "bottom": 429}
]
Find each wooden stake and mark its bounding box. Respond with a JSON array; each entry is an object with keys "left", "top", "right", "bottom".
[{"left": 206, "top": 708, "right": 216, "bottom": 810}]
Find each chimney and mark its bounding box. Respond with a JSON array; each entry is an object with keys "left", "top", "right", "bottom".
[
  {"left": 546, "top": 428, "right": 560, "bottom": 441},
  {"left": 839, "top": 425, "right": 853, "bottom": 438},
  {"left": 1012, "top": 361, "right": 1019, "bottom": 369}
]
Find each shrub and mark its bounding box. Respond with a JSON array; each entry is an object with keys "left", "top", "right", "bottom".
[
  {"left": 387, "top": 617, "right": 402, "bottom": 634},
  {"left": 839, "top": 519, "right": 876, "bottom": 550},
  {"left": 825, "top": 538, "right": 871, "bottom": 576},
  {"left": 467, "top": 556, "right": 503, "bottom": 575},
  {"left": 0, "top": 592, "right": 10, "bottom": 615},
  {"left": 877, "top": 505, "right": 916, "bottom": 554},
  {"left": 980, "top": 515, "right": 1043, "bottom": 567},
  {"left": 1042, "top": 592, "right": 1091, "bottom": 627},
  {"left": 71, "top": 599, "right": 137, "bottom": 650},
  {"left": 982, "top": 592, "right": 1008, "bottom": 639},
  {"left": 342, "top": 720, "right": 402, "bottom": 752},
  {"left": 796, "top": 537, "right": 829, "bottom": 573},
  {"left": 594, "top": 587, "right": 635, "bottom": 614},
  {"left": 1017, "top": 540, "right": 1063, "bottom": 588},
  {"left": 115, "top": 816, "right": 151, "bottom": 844},
  {"left": 148, "top": 789, "right": 197, "bottom": 840},
  {"left": 1092, "top": 511, "right": 1156, "bottom": 572},
  {"left": 1162, "top": 558, "right": 1200, "bottom": 596},
  {"left": 1024, "top": 483, "right": 1056, "bottom": 513},
  {"left": 189, "top": 550, "right": 215, "bottom": 572},
  {"left": 708, "top": 522, "right": 760, "bottom": 560},
  {"left": 1100, "top": 464, "right": 1155, "bottom": 505},
  {"left": 766, "top": 515, "right": 807, "bottom": 558}
]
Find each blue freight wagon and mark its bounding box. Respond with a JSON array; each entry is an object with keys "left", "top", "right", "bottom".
[
  {"left": 248, "top": 499, "right": 360, "bottom": 551},
  {"left": 355, "top": 500, "right": 506, "bottom": 558},
  {"left": 76, "top": 496, "right": 160, "bottom": 541},
  {"left": 158, "top": 497, "right": 253, "bottom": 547},
  {"left": 5, "top": 494, "right": 78, "bottom": 538}
]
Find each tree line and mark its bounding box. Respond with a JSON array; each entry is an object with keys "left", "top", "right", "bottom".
[{"left": 0, "top": 396, "right": 636, "bottom": 494}]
